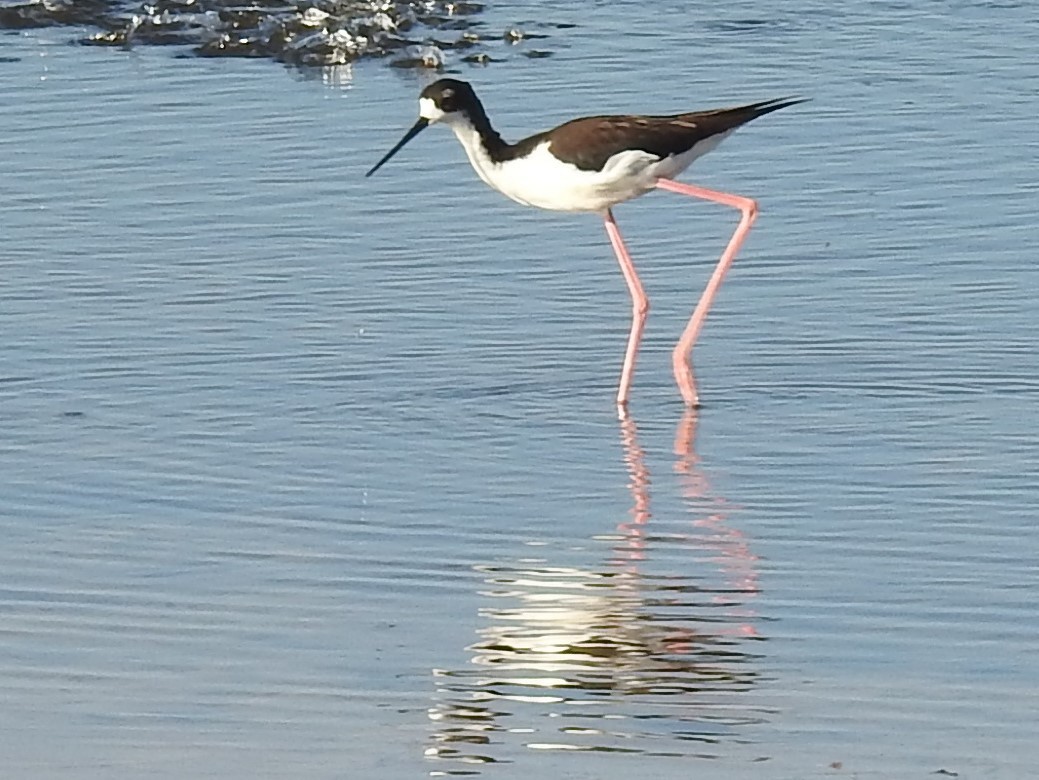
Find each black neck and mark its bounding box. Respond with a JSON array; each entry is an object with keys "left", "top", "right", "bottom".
[
  {"left": 464, "top": 100, "right": 510, "bottom": 161},
  {"left": 458, "top": 94, "right": 551, "bottom": 164}
]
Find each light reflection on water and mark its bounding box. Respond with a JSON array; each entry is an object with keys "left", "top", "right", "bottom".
[{"left": 427, "top": 414, "right": 769, "bottom": 771}]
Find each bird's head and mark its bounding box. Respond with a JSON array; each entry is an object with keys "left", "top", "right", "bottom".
[
  {"left": 366, "top": 79, "right": 480, "bottom": 177},
  {"left": 417, "top": 78, "right": 479, "bottom": 125}
]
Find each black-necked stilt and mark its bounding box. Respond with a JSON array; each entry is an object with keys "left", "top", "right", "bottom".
[{"left": 366, "top": 79, "right": 804, "bottom": 412}]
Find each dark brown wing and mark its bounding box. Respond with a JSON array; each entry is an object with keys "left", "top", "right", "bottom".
[{"left": 531, "top": 97, "right": 805, "bottom": 172}]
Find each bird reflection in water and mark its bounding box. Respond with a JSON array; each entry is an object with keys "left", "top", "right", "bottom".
[{"left": 426, "top": 412, "right": 766, "bottom": 772}]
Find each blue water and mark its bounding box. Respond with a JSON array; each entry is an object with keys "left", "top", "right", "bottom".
[{"left": 2, "top": 2, "right": 1038, "bottom": 778}]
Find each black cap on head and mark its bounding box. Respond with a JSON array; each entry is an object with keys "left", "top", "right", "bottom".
[{"left": 420, "top": 78, "right": 478, "bottom": 115}]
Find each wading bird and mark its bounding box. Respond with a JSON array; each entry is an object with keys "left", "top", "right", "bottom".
[{"left": 367, "top": 79, "right": 803, "bottom": 412}]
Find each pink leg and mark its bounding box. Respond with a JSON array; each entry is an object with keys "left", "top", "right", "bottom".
[
  {"left": 603, "top": 208, "right": 649, "bottom": 416},
  {"left": 656, "top": 178, "right": 758, "bottom": 408}
]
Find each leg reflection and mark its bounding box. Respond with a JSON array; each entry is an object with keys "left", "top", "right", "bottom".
[
  {"left": 674, "top": 410, "right": 761, "bottom": 637},
  {"left": 425, "top": 413, "right": 768, "bottom": 772}
]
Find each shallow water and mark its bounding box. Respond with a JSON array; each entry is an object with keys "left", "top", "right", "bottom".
[{"left": 2, "top": 2, "right": 1038, "bottom": 778}]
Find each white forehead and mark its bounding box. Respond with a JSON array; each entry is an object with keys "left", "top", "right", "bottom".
[{"left": 419, "top": 97, "right": 445, "bottom": 122}]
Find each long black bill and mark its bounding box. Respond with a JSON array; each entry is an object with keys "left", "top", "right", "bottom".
[{"left": 365, "top": 118, "right": 429, "bottom": 177}]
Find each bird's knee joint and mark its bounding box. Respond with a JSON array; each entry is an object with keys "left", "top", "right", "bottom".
[{"left": 634, "top": 298, "right": 650, "bottom": 317}]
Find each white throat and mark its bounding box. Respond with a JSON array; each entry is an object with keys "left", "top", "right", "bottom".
[{"left": 442, "top": 114, "right": 501, "bottom": 190}]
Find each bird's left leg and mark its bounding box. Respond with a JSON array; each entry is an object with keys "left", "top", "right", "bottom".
[{"left": 656, "top": 178, "right": 758, "bottom": 408}]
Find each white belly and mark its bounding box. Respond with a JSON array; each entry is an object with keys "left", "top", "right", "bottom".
[
  {"left": 450, "top": 124, "right": 735, "bottom": 213},
  {"left": 482, "top": 143, "right": 660, "bottom": 212}
]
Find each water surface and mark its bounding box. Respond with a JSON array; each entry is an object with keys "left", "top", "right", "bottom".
[{"left": 2, "top": 2, "right": 1038, "bottom": 778}]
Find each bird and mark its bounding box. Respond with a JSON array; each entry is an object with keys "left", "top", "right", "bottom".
[{"left": 366, "top": 78, "right": 804, "bottom": 413}]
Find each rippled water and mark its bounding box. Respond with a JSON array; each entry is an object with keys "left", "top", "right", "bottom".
[
  {"left": 0, "top": 0, "right": 545, "bottom": 67},
  {"left": 2, "top": 1, "right": 1038, "bottom": 778}
]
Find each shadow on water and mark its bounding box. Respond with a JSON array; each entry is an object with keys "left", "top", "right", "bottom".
[{"left": 425, "top": 412, "right": 770, "bottom": 772}]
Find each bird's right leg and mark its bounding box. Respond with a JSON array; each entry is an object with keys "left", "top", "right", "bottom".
[{"left": 603, "top": 208, "right": 650, "bottom": 418}]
